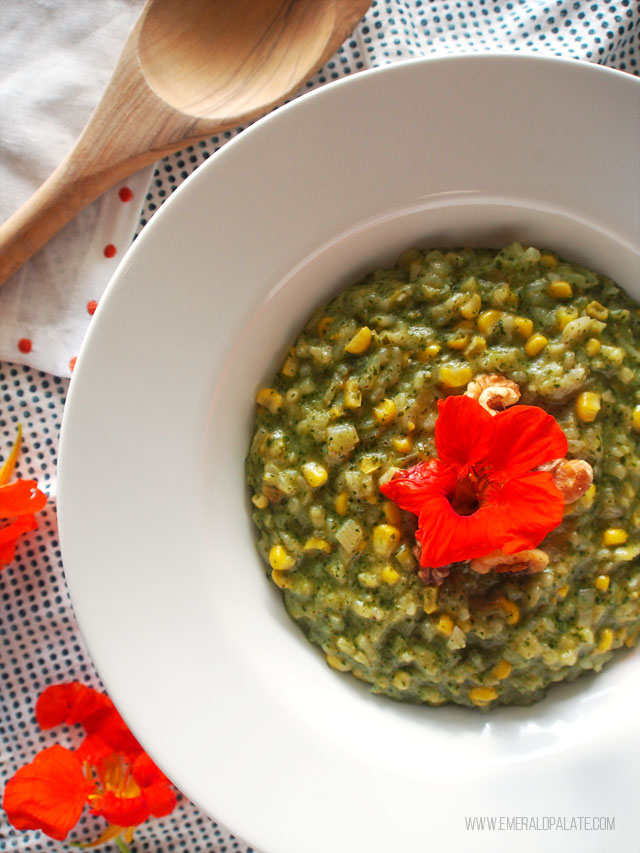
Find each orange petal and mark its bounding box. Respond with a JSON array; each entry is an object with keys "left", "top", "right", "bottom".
[
  {"left": 486, "top": 405, "right": 568, "bottom": 476},
  {"left": 0, "top": 479, "right": 47, "bottom": 519},
  {"left": 434, "top": 396, "right": 493, "bottom": 469},
  {"left": 83, "top": 706, "right": 142, "bottom": 757},
  {"left": 90, "top": 790, "right": 149, "bottom": 827},
  {"left": 132, "top": 752, "right": 171, "bottom": 788},
  {"left": 75, "top": 732, "right": 115, "bottom": 765},
  {"left": 490, "top": 471, "right": 565, "bottom": 553},
  {"left": 379, "top": 459, "right": 455, "bottom": 515},
  {"left": 415, "top": 496, "right": 496, "bottom": 567},
  {"left": 143, "top": 783, "right": 177, "bottom": 818},
  {"left": 36, "top": 683, "right": 112, "bottom": 730},
  {"left": 0, "top": 514, "right": 38, "bottom": 568},
  {"left": 2, "top": 745, "right": 89, "bottom": 841}
]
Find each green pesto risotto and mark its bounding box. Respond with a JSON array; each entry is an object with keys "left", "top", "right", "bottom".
[{"left": 246, "top": 242, "right": 640, "bottom": 708}]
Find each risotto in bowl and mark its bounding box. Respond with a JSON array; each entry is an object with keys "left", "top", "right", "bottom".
[{"left": 247, "top": 242, "right": 640, "bottom": 708}]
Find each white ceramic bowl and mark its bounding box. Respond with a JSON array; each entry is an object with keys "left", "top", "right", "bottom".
[{"left": 59, "top": 55, "right": 640, "bottom": 853}]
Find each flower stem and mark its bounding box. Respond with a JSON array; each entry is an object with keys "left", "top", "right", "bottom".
[{"left": 114, "top": 839, "right": 132, "bottom": 853}]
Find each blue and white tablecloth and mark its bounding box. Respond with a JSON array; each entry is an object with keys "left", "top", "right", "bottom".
[{"left": 1, "top": 1, "right": 638, "bottom": 851}]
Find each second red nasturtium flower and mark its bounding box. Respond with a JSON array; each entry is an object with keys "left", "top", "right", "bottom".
[
  {"left": 2, "top": 682, "right": 177, "bottom": 848},
  {"left": 380, "top": 395, "right": 568, "bottom": 569}
]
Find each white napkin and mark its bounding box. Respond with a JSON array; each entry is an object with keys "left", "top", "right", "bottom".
[{"left": 0, "top": 0, "right": 151, "bottom": 377}]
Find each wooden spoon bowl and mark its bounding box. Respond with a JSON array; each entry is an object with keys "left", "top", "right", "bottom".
[{"left": 0, "top": 0, "right": 370, "bottom": 285}]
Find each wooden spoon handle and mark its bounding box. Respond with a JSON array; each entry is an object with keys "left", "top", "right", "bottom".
[{"left": 0, "top": 151, "right": 138, "bottom": 286}]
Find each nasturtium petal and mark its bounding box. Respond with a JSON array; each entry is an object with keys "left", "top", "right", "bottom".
[
  {"left": 416, "top": 498, "right": 498, "bottom": 567},
  {"left": 36, "top": 682, "right": 112, "bottom": 730},
  {"left": 0, "top": 514, "right": 38, "bottom": 567},
  {"left": 486, "top": 405, "right": 568, "bottom": 475},
  {"left": 491, "top": 471, "right": 566, "bottom": 553},
  {"left": 380, "top": 459, "right": 455, "bottom": 515},
  {"left": 132, "top": 752, "right": 171, "bottom": 788},
  {"left": 0, "top": 479, "right": 47, "bottom": 518},
  {"left": 143, "top": 783, "right": 178, "bottom": 817},
  {"left": 434, "top": 395, "right": 493, "bottom": 469},
  {"left": 90, "top": 790, "right": 150, "bottom": 827},
  {"left": 2, "top": 745, "right": 88, "bottom": 841}
]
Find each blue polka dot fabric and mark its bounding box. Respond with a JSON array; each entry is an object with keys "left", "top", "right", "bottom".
[{"left": 2, "top": 1, "right": 639, "bottom": 851}]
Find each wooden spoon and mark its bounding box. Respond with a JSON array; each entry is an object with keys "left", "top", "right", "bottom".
[{"left": 0, "top": 0, "right": 370, "bottom": 286}]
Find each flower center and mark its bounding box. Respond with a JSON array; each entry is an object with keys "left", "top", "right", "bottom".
[{"left": 449, "top": 474, "right": 481, "bottom": 516}]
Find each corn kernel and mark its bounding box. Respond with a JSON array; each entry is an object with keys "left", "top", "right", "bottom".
[
  {"left": 345, "top": 326, "right": 373, "bottom": 354},
  {"left": 446, "top": 333, "right": 470, "bottom": 350},
  {"left": 477, "top": 309, "right": 503, "bottom": 335},
  {"left": 269, "top": 544, "right": 296, "bottom": 571},
  {"left": 585, "top": 337, "right": 601, "bottom": 356},
  {"left": 255, "top": 387, "right": 283, "bottom": 414},
  {"left": 393, "top": 671, "right": 412, "bottom": 691},
  {"left": 586, "top": 300, "right": 609, "bottom": 321},
  {"left": 435, "top": 614, "right": 454, "bottom": 636},
  {"left": 383, "top": 500, "right": 403, "bottom": 526},
  {"left": 594, "top": 574, "right": 610, "bottom": 591},
  {"left": 302, "top": 461, "right": 328, "bottom": 488},
  {"left": 525, "top": 333, "right": 548, "bottom": 357},
  {"left": 252, "top": 493, "right": 269, "bottom": 509},
  {"left": 317, "top": 316, "right": 333, "bottom": 338},
  {"left": 380, "top": 565, "right": 400, "bottom": 585},
  {"left": 281, "top": 356, "right": 298, "bottom": 377},
  {"left": 440, "top": 364, "right": 473, "bottom": 388},
  {"left": 392, "top": 435, "right": 413, "bottom": 453},
  {"left": 406, "top": 420, "right": 416, "bottom": 432},
  {"left": 334, "top": 491, "right": 349, "bottom": 516},
  {"left": 632, "top": 405, "right": 640, "bottom": 431},
  {"left": 555, "top": 306, "right": 579, "bottom": 331},
  {"left": 602, "top": 527, "right": 628, "bottom": 546},
  {"left": 372, "top": 523, "right": 401, "bottom": 557},
  {"left": 468, "top": 686, "right": 498, "bottom": 706},
  {"left": 601, "top": 345, "right": 625, "bottom": 365},
  {"left": 326, "top": 654, "right": 350, "bottom": 671},
  {"left": 303, "top": 537, "right": 331, "bottom": 553},
  {"left": 495, "top": 596, "right": 520, "bottom": 625},
  {"left": 597, "top": 628, "right": 613, "bottom": 653},
  {"left": 464, "top": 335, "right": 487, "bottom": 358},
  {"left": 454, "top": 320, "right": 474, "bottom": 333},
  {"left": 492, "top": 659, "right": 512, "bottom": 680},
  {"left": 359, "top": 455, "right": 380, "bottom": 474},
  {"left": 556, "top": 584, "right": 570, "bottom": 599},
  {"left": 418, "top": 343, "right": 441, "bottom": 361},
  {"left": 513, "top": 316, "right": 534, "bottom": 339},
  {"left": 422, "top": 585, "right": 439, "bottom": 615},
  {"left": 576, "top": 391, "right": 601, "bottom": 423},
  {"left": 540, "top": 253, "right": 557, "bottom": 268},
  {"left": 271, "top": 569, "right": 296, "bottom": 589},
  {"left": 548, "top": 280, "right": 573, "bottom": 299},
  {"left": 343, "top": 378, "right": 362, "bottom": 409},
  {"left": 373, "top": 398, "right": 397, "bottom": 425},
  {"left": 459, "top": 292, "right": 482, "bottom": 319}
]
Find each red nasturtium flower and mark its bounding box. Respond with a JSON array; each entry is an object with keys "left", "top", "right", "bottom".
[
  {"left": 2, "top": 683, "right": 177, "bottom": 850},
  {"left": 380, "top": 395, "right": 568, "bottom": 570},
  {"left": 0, "top": 424, "right": 46, "bottom": 569}
]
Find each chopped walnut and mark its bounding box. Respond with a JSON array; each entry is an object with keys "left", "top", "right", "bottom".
[
  {"left": 537, "top": 458, "right": 594, "bottom": 504},
  {"left": 470, "top": 548, "right": 549, "bottom": 575},
  {"left": 465, "top": 373, "right": 521, "bottom": 415}
]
